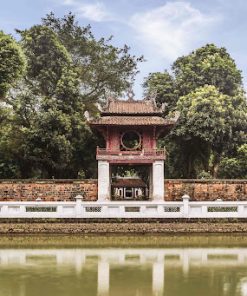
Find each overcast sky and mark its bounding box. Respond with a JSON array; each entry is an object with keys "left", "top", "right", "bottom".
[{"left": 1, "top": 0, "right": 247, "bottom": 98}]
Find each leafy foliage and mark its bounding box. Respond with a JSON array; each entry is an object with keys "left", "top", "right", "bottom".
[
  {"left": 0, "top": 31, "right": 26, "bottom": 99},
  {"left": 172, "top": 43, "right": 242, "bottom": 96},
  {"left": 218, "top": 144, "right": 247, "bottom": 178},
  {"left": 175, "top": 86, "right": 246, "bottom": 145},
  {"left": 0, "top": 19, "right": 246, "bottom": 179},
  {"left": 145, "top": 44, "right": 246, "bottom": 178},
  {"left": 143, "top": 71, "right": 178, "bottom": 114},
  {"left": 0, "top": 13, "right": 141, "bottom": 178},
  {"left": 173, "top": 85, "right": 247, "bottom": 177},
  {"left": 42, "top": 13, "right": 143, "bottom": 106}
]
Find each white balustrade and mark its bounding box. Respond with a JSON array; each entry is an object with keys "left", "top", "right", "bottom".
[{"left": 0, "top": 194, "right": 246, "bottom": 218}]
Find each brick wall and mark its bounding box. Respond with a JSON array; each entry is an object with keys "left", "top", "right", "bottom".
[
  {"left": 0, "top": 180, "right": 98, "bottom": 202},
  {"left": 164, "top": 179, "right": 247, "bottom": 201},
  {"left": 0, "top": 179, "right": 246, "bottom": 202}
]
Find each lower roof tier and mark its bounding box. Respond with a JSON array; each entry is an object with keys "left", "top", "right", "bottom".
[
  {"left": 96, "top": 148, "right": 165, "bottom": 163},
  {"left": 90, "top": 115, "right": 175, "bottom": 126},
  {"left": 98, "top": 159, "right": 164, "bottom": 164}
]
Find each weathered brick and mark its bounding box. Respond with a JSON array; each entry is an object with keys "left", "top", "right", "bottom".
[
  {"left": 164, "top": 179, "right": 247, "bottom": 201},
  {"left": 0, "top": 179, "right": 246, "bottom": 201},
  {"left": 0, "top": 180, "right": 98, "bottom": 201}
]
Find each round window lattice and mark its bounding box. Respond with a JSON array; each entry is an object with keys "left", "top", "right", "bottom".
[{"left": 121, "top": 131, "right": 142, "bottom": 150}]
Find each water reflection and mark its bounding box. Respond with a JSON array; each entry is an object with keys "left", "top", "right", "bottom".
[{"left": 1, "top": 246, "right": 247, "bottom": 296}]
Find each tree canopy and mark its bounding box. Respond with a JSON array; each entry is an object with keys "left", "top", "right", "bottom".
[
  {"left": 0, "top": 31, "right": 26, "bottom": 99},
  {"left": 218, "top": 144, "right": 247, "bottom": 179},
  {"left": 0, "top": 16, "right": 246, "bottom": 179},
  {"left": 0, "top": 13, "right": 142, "bottom": 178},
  {"left": 145, "top": 44, "right": 247, "bottom": 178},
  {"left": 172, "top": 44, "right": 243, "bottom": 96},
  {"left": 143, "top": 71, "right": 178, "bottom": 115},
  {"left": 173, "top": 85, "right": 247, "bottom": 177},
  {"left": 42, "top": 13, "right": 142, "bottom": 108}
]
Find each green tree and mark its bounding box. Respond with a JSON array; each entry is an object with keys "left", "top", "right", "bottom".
[
  {"left": 42, "top": 13, "right": 143, "bottom": 108},
  {"left": 218, "top": 144, "right": 247, "bottom": 179},
  {"left": 172, "top": 43, "right": 242, "bottom": 96},
  {"left": 0, "top": 31, "right": 26, "bottom": 99},
  {"left": 0, "top": 13, "right": 142, "bottom": 178},
  {"left": 145, "top": 44, "right": 246, "bottom": 178},
  {"left": 5, "top": 25, "right": 80, "bottom": 178},
  {"left": 143, "top": 71, "right": 178, "bottom": 114},
  {"left": 173, "top": 85, "right": 247, "bottom": 177},
  {"left": 0, "top": 105, "right": 21, "bottom": 178},
  {"left": 18, "top": 25, "right": 71, "bottom": 97}
]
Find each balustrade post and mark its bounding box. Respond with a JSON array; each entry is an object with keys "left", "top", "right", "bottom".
[
  {"left": 238, "top": 204, "right": 245, "bottom": 218},
  {"left": 152, "top": 161, "right": 164, "bottom": 201},
  {"left": 182, "top": 194, "right": 190, "bottom": 218},
  {"left": 1, "top": 205, "right": 8, "bottom": 217},
  {"left": 19, "top": 205, "right": 26, "bottom": 216},
  {"left": 140, "top": 205, "right": 146, "bottom": 215},
  {"left": 157, "top": 205, "right": 164, "bottom": 215},
  {"left": 101, "top": 205, "right": 108, "bottom": 217},
  {"left": 57, "top": 205, "right": 64, "bottom": 218},
  {"left": 202, "top": 205, "right": 208, "bottom": 217},
  {"left": 119, "top": 205, "right": 125, "bottom": 216},
  {"left": 75, "top": 195, "right": 83, "bottom": 218},
  {"left": 98, "top": 160, "right": 110, "bottom": 201}
]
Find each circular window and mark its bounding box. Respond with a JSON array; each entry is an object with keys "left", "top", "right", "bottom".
[{"left": 121, "top": 131, "right": 141, "bottom": 150}]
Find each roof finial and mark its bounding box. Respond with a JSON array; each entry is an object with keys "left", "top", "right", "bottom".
[
  {"left": 147, "top": 89, "right": 157, "bottom": 101},
  {"left": 127, "top": 87, "right": 135, "bottom": 101},
  {"left": 144, "top": 89, "right": 158, "bottom": 109}
]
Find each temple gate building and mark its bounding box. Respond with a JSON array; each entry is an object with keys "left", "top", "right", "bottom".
[{"left": 90, "top": 95, "right": 176, "bottom": 202}]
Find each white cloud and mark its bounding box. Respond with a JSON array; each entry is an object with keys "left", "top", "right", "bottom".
[
  {"left": 129, "top": 1, "right": 221, "bottom": 60},
  {"left": 62, "top": 0, "right": 111, "bottom": 22},
  {"left": 62, "top": 0, "right": 75, "bottom": 5}
]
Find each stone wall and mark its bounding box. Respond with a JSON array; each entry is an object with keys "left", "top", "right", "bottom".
[
  {"left": 0, "top": 180, "right": 98, "bottom": 202},
  {"left": 0, "top": 179, "right": 246, "bottom": 202},
  {"left": 164, "top": 179, "right": 247, "bottom": 201}
]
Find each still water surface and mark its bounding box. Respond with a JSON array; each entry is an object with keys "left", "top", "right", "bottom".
[{"left": 1, "top": 235, "right": 247, "bottom": 296}]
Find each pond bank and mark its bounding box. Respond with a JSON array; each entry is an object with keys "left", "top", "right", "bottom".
[
  {"left": 1, "top": 219, "right": 247, "bottom": 234},
  {"left": 1, "top": 234, "right": 247, "bottom": 248}
]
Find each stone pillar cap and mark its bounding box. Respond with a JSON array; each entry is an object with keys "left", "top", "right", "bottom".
[
  {"left": 75, "top": 195, "right": 83, "bottom": 200},
  {"left": 182, "top": 194, "right": 190, "bottom": 200}
]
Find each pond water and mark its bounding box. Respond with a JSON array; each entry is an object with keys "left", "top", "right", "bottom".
[{"left": 1, "top": 235, "right": 247, "bottom": 296}]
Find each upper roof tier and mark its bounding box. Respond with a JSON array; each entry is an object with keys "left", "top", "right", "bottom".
[
  {"left": 90, "top": 96, "right": 177, "bottom": 127},
  {"left": 101, "top": 97, "right": 162, "bottom": 115}
]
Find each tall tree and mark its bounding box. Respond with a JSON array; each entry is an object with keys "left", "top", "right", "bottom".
[
  {"left": 0, "top": 31, "right": 26, "bottom": 99},
  {"left": 0, "top": 14, "right": 142, "bottom": 178},
  {"left": 172, "top": 43, "right": 242, "bottom": 96},
  {"left": 173, "top": 85, "right": 247, "bottom": 177},
  {"left": 42, "top": 13, "right": 143, "bottom": 109},
  {"left": 18, "top": 25, "right": 72, "bottom": 97},
  {"left": 4, "top": 25, "right": 79, "bottom": 177},
  {"left": 145, "top": 43, "right": 246, "bottom": 178}
]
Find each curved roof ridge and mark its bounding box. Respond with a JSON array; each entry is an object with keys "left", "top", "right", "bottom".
[{"left": 101, "top": 97, "right": 162, "bottom": 114}]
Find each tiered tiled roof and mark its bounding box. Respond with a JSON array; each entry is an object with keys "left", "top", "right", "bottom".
[{"left": 90, "top": 97, "right": 174, "bottom": 127}]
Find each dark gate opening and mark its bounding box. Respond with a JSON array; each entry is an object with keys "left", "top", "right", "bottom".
[{"left": 111, "top": 165, "right": 150, "bottom": 201}]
